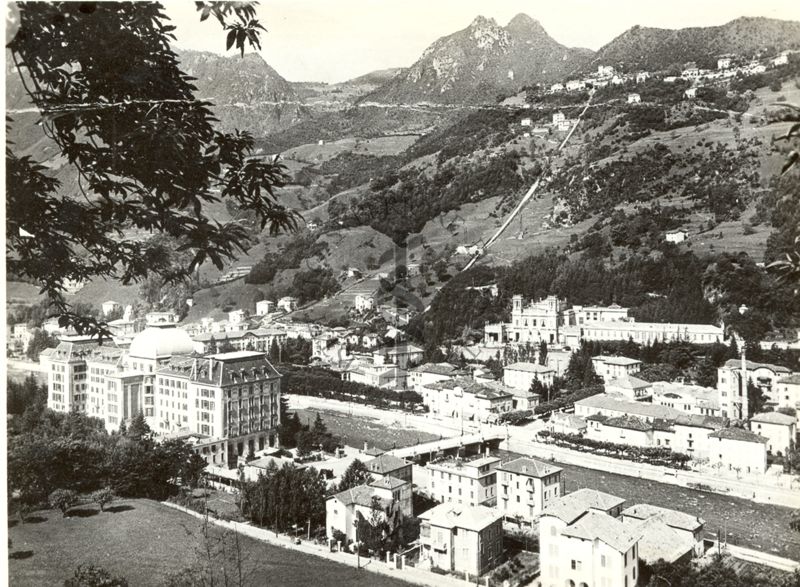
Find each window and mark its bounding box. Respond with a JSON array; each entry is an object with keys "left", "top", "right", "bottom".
[{"left": 601, "top": 554, "right": 607, "bottom": 567}]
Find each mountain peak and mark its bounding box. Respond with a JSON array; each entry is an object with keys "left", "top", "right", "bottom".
[
  {"left": 505, "top": 13, "right": 548, "bottom": 38},
  {"left": 469, "top": 15, "right": 499, "bottom": 29}
]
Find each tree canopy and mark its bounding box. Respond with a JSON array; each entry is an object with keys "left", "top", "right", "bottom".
[{"left": 6, "top": 2, "right": 297, "bottom": 336}]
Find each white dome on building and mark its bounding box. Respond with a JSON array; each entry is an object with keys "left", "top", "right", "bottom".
[{"left": 128, "top": 325, "right": 195, "bottom": 360}]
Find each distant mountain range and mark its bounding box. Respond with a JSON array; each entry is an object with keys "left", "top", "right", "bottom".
[
  {"left": 362, "top": 14, "right": 592, "bottom": 105},
  {"left": 175, "top": 49, "right": 309, "bottom": 134},
  {"left": 588, "top": 16, "right": 800, "bottom": 73}
]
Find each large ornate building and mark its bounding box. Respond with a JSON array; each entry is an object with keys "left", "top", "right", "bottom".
[{"left": 41, "top": 321, "right": 281, "bottom": 468}]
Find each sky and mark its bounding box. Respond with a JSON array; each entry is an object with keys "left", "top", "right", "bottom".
[{"left": 167, "top": 1, "right": 800, "bottom": 83}]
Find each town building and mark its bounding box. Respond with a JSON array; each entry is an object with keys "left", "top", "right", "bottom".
[
  {"left": 550, "top": 83, "right": 564, "bottom": 92},
  {"left": 192, "top": 328, "right": 287, "bottom": 355},
  {"left": 497, "top": 457, "right": 563, "bottom": 522},
  {"left": 665, "top": 229, "right": 689, "bottom": 243},
  {"left": 101, "top": 300, "right": 121, "bottom": 316},
  {"left": 586, "top": 414, "right": 660, "bottom": 448},
  {"left": 255, "top": 300, "right": 274, "bottom": 316},
  {"left": 591, "top": 356, "right": 643, "bottom": 382},
  {"left": 575, "top": 394, "right": 681, "bottom": 423},
  {"left": 717, "top": 57, "right": 732, "bottom": 69},
  {"left": 539, "top": 489, "right": 637, "bottom": 587},
  {"left": 718, "top": 358, "right": 792, "bottom": 417},
  {"left": 503, "top": 362, "right": 555, "bottom": 392},
  {"left": 326, "top": 483, "right": 400, "bottom": 542},
  {"left": 43, "top": 324, "right": 281, "bottom": 467},
  {"left": 775, "top": 374, "right": 800, "bottom": 413},
  {"left": 419, "top": 503, "right": 504, "bottom": 577},
  {"left": 365, "top": 453, "right": 413, "bottom": 485},
  {"left": 707, "top": 427, "right": 768, "bottom": 474},
  {"left": 565, "top": 304, "right": 630, "bottom": 326},
  {"left": 605, "top": 375, "right": 653, "bottom": 400},
  {"left": 341, "top": 362, "right": 407, "bottom": 390},
  {"left": 423, "top": 378, "right": 513, "bottom": 422},
  {"left": 684, "top": 87, "right": 698, "bottom": 99},
  {"left": 670, "top": 414, "right": 727, "bottom": 459},
  {"left": 354, "top": 294, "right": 375, "bottom": 313},
  {"left": 627, "top": 93, "right": 641, "bottom": 104},
  {"left": 581, "top": 321, "right": 723, "bottom": 345},
  {"left": 749, "top": 412, "right": 797, "bottom": 456},
  {"left": 427, "top": 455, "right": 500, "bottom": 507},
  {"left": 277, "top": 296, "right": 299, "bottom": 313},
  {"left": 373, "top": 343, "right": 424, "bottom": 369},
  {"left": 548, "top": 412, "right": 588, "bottom": 435},
  {"left": 635, "top": 72, "right": 650, "bottom": 83},
  {"left": 552, "top": 112, "right": 566, "bottom": 126},
  {"left": 409, "top": 362, "right": 460, "bottom": 393},
  {"left": 620, "top": 503, "right": 705, "bottom": 560},
  {"left": 652, "top": 382, "right": 721, "bottom": 416}
]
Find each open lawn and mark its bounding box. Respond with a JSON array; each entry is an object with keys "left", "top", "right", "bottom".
[
  {"left": 8, "top": 499, "right": 414, "bottom": 587},
  {"left": 294, "top": 408, "right": 439, "bottom": 451}
]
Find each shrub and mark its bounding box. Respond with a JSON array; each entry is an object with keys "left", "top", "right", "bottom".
[
  {"left": 64, "top": 565, "right": 128, "bottom": 587},
  {"left": 91, "top": 487, "right": 115, "bottom": 512},
  {"left": 48, "top": 488, "right": 78, "bottom": 517}
]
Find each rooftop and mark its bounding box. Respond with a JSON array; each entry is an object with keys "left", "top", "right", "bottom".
[
  {"left": 561, "top": 510, "right": 640, "bottom": 553},
  {"left": 418, "top": 502, "right": 502, "bottom": 532},
  {"left": 750, "top": 411, "right": 797, "bottom": 425},
  {"left": 504, "top": 362, "right": 555, "bottom": 373},
  {"left": 332, "top": 485, "right": 389, "bottom": 509},
  {"left": 542, "top": 488, "right": 626, "bottom": 524},
  {"left": 369, "top": 476, "right": 406, "bottom": 490},
  {"left": 674, "top": 414, "right": 728, "bottom": 430},
  {"left": 410, "top": 362, "right": 460, "bottom": 376},
  {"left": 621, "top": 504, "right": 704, "bottom": 532},
  {"left": 634, "top": 517, "right": 696, "bottom": 564},
  {"left": 497, "top": 457, "right": 562, "bottom": 478},
  {"left": 206, "top": 350, "right": 266, "bottom": 361},
  {"left": 777, "top": 374, "right": 800, "bottom": 385},
  {"left": 365, "top": 454, "right": 409, "bottom": 475},
  {"left": 709, "top": 427, "right": 768, "bottom": 444},
  {"left": 593, "top": 355, "right": 642, "bottom": 366},
  {"left": 603, "top": 414, "right": 653, "bottom": 432},
  {"left": 723, "top": 359, "right": 791, "bottom": 373},
  {"left": 606, "top": 375, "right": 652, "bottom": 390},
  {"left": 576, "top": 394, "right": 681, "bottom": 420}
]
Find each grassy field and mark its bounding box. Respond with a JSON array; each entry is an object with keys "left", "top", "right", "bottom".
[
  {"left": 8, "top": 499, "right": 414, "bottom": 587},
  {"left": 497, "top": 449, "right": 800, "bottom": 561},
  {"left": 294, "top": 408, "right": 439, "bottom": 451}
]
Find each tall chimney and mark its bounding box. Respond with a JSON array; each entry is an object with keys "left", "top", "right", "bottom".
[{"left": 740, "top": 346, "right": 748, "bottom": 420}]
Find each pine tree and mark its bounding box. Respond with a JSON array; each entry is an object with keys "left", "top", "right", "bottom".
[
  {"left": 538, "top": 341, "right": 548, "bottom": 366},
  {"left": 338, "top": 459, "right": 373, "bottom": 491},
  {"left": 126, "top": 411, "right": 151, "bottom": 441}
]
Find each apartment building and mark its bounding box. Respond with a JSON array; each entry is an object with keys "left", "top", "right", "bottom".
[
  {"left": 591, "top": 355, "right": 642, "bottom": 381},
  {"left": 503, "top": 362, "right": 555, "bottom": 391},
  {"left": 427, "top": 456, "right": 500, "bottom": 507},
  {"left": 774, "top": 374, "right": 800, "bottom": 414},
  {"left": 718, "top": 358, "right": 792, "bottom": 418},
  {"left": 409, "top": 362, "right": 461, "bottom": 393},
  {"left": 419, "top": 503, "right": 504, "bottom": 577},
  {"left": 423, "top": 378, "right": 513, "bottom": 422},
  {"left": 539, "top": 489, "right": 637, "bottom": 587},
  {"left": 496, "top": 457, "right": 563, "bottom": 522},
  {"left": 749, "top": 411, "right": 797, "bottom": 455}
]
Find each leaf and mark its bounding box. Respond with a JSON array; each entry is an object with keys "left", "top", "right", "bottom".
[{"left": 226, "top": 29, "right": 236, "bottom": 51}]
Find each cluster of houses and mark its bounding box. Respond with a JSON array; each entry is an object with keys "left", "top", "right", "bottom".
[
  {"left": 548, "top": 50, "right": 794, "bottom": 97},
  {"left": 320, "top": 442, "right": 711, "bottom": 582}
]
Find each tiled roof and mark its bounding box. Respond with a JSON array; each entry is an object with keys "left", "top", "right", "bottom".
[
  {"left": 365, "top": 454, "right": 409, "bottom": 475},
  {"left": 603, "top": 414, "right": 652, "bottom": 432},
  {"left": 561, "top": 510, "right": 640, "bottom": 553},
  {"left": 594, "top": 355, "right": 641, "bottom": 366},
  {"left": 709, "top": 427, "right": 768, "bottom": 444},
  {"left": 576, "top": 394, "right": 681, "bottom": 420},
  {"left": 606, "top": 375, "right": 652, "bottom": 390},
  {"left": 550, "top": 412, "right": 587, "bottom": 429},
  {"left": 542, "top": 488, "right": 626, "bottom": 524},
  {"left": 497, "top": 457, "right": 562, "bottom": 478},
  {"left": 722, "top": 359, "right": 791, "bottom": 373},
  {"left": 370, "top": 476, "right": 407, "bottom": 490},
  {"left": 504, "top": 362, "right": 555, "bottom": 373},
  {"left": 750, "top": 411, "right": 796, "bottom": 425},
  {"left": 332, "top": 485, "right": 389, "bottom": 509},
  {"left": 621, "top": 504, "right": 704, "bottom": 532},
  {"left": 674, "top": 414, "right": 727, "bottom": 430},
  {"left": 634, "top": 517, "right": 696, "bottom": 564},
  {"left": 777, "top": 374, "right": 800, "bottom": 385},
  {"left": 410, "top": 362, "right": 459, "bottom": 375},
  {"left": 418, "top": 503, "right": 502, "bottom": 532}
]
